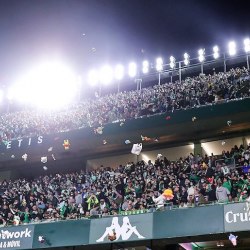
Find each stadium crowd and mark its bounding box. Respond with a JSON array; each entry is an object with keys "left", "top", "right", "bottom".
[
  {"left": 0, "top": 67, "right": 250, "bottom": 142},
  {"left": 0, "top": 143, "right": 249, "bottom": 226}
]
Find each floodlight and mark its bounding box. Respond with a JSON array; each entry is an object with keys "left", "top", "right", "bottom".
[
  {"left": 142, "top": 60, "right": 149, "bottom": 74},
  {"left": 169, "top": 56, "right": 176, "bottom": 69},
  {"left": 15, "top": 62, "right": 78, "bottom": 110},
  {"left": 156, "top": 57, "right": 163, "bottom": 72},
  {"left": 198, "top": 49, "right": 205, "bottom": 62},
  {"left": 7, "top": 87, "right": 15, "bottom": 101},
  {"left": 228, "top": 41, "right": 236, "bottom": 56},
  {"left": 100, "top": 65, "right": 113, "bottom": 84},
  {"left": 244, "top": 38, "right": 250, "bottom": 53},
  {"left": 128, "top": 62, "right": 137, "bottom": 77},
  {"left": 183, "top": 53, "right": 190, "bottom": 65},
  {"left": 213, "top": 45, "right": 219, "bottom": 59},
  {"left": 114, "top": 64, "right": 124, "bottom": 80},
  {"left": 88, "top": 69, "right": 99, "bottom": 86}
]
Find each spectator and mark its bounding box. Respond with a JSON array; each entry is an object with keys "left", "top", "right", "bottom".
[
  {"left": 216, "top": 180, "right": 231, "bottom": 202},
  {"left": 0, "top": 67, "right": 249, "bottom": 142}
]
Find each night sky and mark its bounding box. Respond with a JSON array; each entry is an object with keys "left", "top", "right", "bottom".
[{"left": 0, "top": 0, "right": 250, "bottom": 83}]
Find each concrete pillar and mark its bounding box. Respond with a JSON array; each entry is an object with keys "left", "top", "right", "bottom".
[
  {"left": 193, "top": 142, "right": 202, "bottom": 157},
  {"left": 242, "top": 137, "right": 248, "bottom": 149}
]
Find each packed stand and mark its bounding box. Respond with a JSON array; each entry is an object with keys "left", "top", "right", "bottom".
[
  {"left": 0, "top": 67, "right": 250, "bottom": 142},
  {"left": 0, "top": 143, "right": 250, "bottom": 226}
]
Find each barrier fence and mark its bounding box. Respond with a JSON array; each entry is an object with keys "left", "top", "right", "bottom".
[{"left": 0, "top": 202, "right": 249, "bottom": 249}]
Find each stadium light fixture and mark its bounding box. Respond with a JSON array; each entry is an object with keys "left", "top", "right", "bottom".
[
  {"left": 88, "top": 69, "right": 99, "bottom": 86},
  {"left": 156, "top": 57, "right": 163, "bottom": 72},
  {"left": 228, "top": 41, "right": 236, "bottom": 56},
  {"left": 114, "top": 64, "right": 124, "bottom": 80},
  {"left": 128, "top": 62, "right": 137, "bottom": 78},
  {"left": 244, "top": 38, "right": 250, "bottom": 53},
  {"left": 100, "top": 65, "right": 113, "bottom": 85},
  {"left": 169, "top": 56, "right": 176, "bottom": 69},
  {"left": 142, "top": 60, "right": 149, "bottom": 74},
  {"left": 213, "top": 45, "right": 220, "bottom": 59},
  {"left": 198, "top": 49, "right": 205, "bottom": 62},
  {"left": 183, "top": 53, "right": 190, "bottom": 66},
  {"left": 15, "top": 62, "right": 78, "bottom": 110},
  {"left": 7, "top": 87, "right": 14, "bottom": 101}
]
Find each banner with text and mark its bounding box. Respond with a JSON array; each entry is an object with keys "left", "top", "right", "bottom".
[
  {"left": 0, "top": 225, "right": 34, "bottom": 249},
  {"left": 224, "top": 202, "right": 250, "bottom": 232}
]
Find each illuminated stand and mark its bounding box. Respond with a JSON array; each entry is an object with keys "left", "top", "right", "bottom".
[{"left": 87, "top": 39, "right": 250, "bottom": 96}]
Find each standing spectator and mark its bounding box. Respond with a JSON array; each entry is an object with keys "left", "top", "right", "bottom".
[{"left": 216, "top": 180, "right": 231, "bottom": 202}]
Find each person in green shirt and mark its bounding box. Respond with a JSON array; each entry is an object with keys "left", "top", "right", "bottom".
[{"left": 222, "top": 177, "right": 232, "bottom": 193}]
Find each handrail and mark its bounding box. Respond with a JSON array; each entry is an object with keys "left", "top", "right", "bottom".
[{"left": 1, "top": 200, "right": 247, "bottom": 227}]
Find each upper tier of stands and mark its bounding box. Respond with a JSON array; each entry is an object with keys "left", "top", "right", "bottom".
[{"left": 0, "top": 67, "right": 249, "bottom": 142}]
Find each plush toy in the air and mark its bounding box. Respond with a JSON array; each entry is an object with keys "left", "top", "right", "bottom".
[
  {"left": 107, "top": 230, "right": 117, "bottom": 241},
  {"left": 229, "top": 233, "right": 238, "bottom": 246},
  {"left": 63, "top": 139, "right": 70, "bottom": 150},
  {"left": 94, "top": 126, "right": 104, "bottom": 135}
]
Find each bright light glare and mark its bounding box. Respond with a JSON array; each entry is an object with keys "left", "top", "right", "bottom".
[
  {"left": 0, "top": 90, "right": 3, "bottom": 102},
  {"left": 244, "top": 38, "right": 250, "bottom": 53},
  {"left": 198, "top": 49, "right": 205, "bottom": 62},
  {"left": 14, "top": 62, "right": 77, "bottom": 110},
  {"left": 228, "top": 41, "right": 236, "bottom": 56},
  {"left": 100, "top": 65, "right": 113, "bottom": 84},
  {"left": 156, "top": 57, "right": 163, "bottom": 72},
  {"left": 142, "top": 60, "right": 149, "bottom": 74},
  {"left": 128, "top": 62, "right": 137, "bottom": 77},
  {"left": 88, "top": 69, "right": 99, "bottom": 86},
  {"left": 213, "top": 46, "right": 219, "bottom": 59},
  {"left": 183, "top": 53, "right": 190, "bottom": 65},
  {"left": 114, "top": 64, "right": 124, "bottom": 80},
  {"left": 169, "top": 56, "right": 176, "bottom": 69}
]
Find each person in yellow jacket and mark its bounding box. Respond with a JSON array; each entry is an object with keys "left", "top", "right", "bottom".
[{"left": 86, "top": 194, "right": 99, "bottom": 210}]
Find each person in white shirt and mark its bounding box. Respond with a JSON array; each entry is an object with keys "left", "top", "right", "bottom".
[{"left": 152, "top": 192, "right": 165, "bottom": 210}]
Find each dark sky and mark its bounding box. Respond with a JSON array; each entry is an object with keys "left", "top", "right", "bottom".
[{"left": 0, "top": 0, "right": 250, "bottom": 83}]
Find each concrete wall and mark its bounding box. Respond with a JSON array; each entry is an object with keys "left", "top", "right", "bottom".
[
  {"left": 86, "top": 144, "right": 194, "bottom": 169},
  {"left": 201, "top": 137, "right": 245, "bottom": 156},
  {"left": 87, "top": 135, "right": 250, "bottom": 169},
  {"left": 0, "top": 170, "right": 12, "bottom": 181}
]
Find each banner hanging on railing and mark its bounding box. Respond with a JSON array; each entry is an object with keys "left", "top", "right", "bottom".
[{"left": 0, "top": 225, "right": 34, "bottom": 249}]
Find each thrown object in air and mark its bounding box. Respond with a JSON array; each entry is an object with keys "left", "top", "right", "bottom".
[
  {"left": 41, "top": 156, "right": 47, "bottom": 164},
  {"left": 157, "top": 153, "right": 162, "bottom": 159},
  {"left": 229, "top": 233, "right": 238, "bottom": 246},
  {"left": 22, "top": 153, "right": 28, "bottom": 161},
  {"left": 131, "top": 143, "right": 142, "bottom": 155},
  {"left": 63, "top": 139, "right": 70, "bottom": 150},
  {"left": 141, "top": 135, "right": 151, "bottom": 141},
  {"left": 94, "top": 126, "right": 104, "bottom": 135}
]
